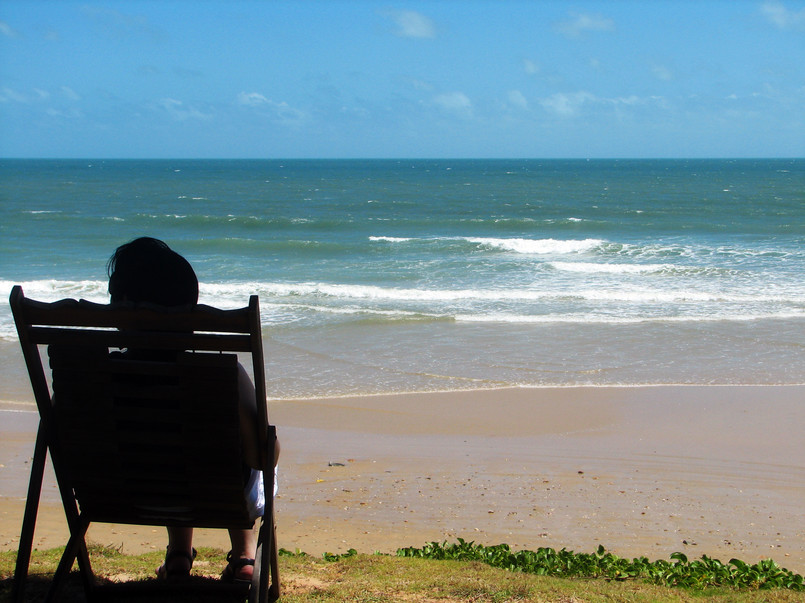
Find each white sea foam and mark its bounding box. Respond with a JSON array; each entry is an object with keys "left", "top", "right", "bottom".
[
  {"left": 6, "top": 278, "right": 799, "bottom": 308},
  {"left": 205, "top": 282, "right": 534, "bottom": 303},
  {"left": 367, "top": 236, "right": 606, "bottom": 254},
  {"left": 464, "top": 237, "right": 604, "bottom": 254},
  {"left": 454, "top": 310, "right": 805, "bottom": 325},
  {"left": 3, "top": 277, "right": 803, "bottom": 342},
  {"left": 1, "top": 279, "right": 109, "bottom": 302},
  {"left": 549, "top": 261, "right": 674, "bottom": 274},
  {"left": 364, "top": 237, "right": 804, "bottom": 266},
  {"left": 0, "top": 280, "right": 109, "bottom": 340},
  {"left": 6, "top": 278, "right": 804, "bottom": 311},
  {"left": 369, "top": 236, "right": 413, "bottom": 243}
]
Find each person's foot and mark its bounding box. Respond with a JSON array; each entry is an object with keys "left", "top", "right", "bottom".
[
  {"left": 156, "top": 547, "right": 197, "bottom": 580},
  {"left": 222, "top": 551, "right": 255, "bottom": 583}
]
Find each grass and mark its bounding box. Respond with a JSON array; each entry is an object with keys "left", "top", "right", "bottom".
[{"left": 1, "top": 543, "right": 804, "bottom": 602}]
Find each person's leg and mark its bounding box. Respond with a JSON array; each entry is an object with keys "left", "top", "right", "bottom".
[
  {"left": 157, "top": 527, "right": 195, "bottom": 578},
  {"left": 224, "top": 528, "right": 257, "bottom": 581}
]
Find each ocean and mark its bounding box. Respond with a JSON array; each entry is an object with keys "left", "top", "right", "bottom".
[{"left": 1, "top": 158, "right": 803, "bottom": 399}]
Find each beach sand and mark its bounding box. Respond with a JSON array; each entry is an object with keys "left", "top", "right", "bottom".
[{"left": 1, "top": 385, "right": 804, "bottom": 575}]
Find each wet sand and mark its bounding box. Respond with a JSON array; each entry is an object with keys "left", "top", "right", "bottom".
[{"left": 1, "top": 385, "right": 804, "bottom": 574}]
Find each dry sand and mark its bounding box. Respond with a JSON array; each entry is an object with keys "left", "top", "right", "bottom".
[{"left": 1, "top": 385, "right": 804, "bottom": 574}]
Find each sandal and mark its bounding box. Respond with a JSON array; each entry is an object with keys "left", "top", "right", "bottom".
[
  {"left": 156, "top": 546, "right": 197, "bottom": 581},
  {"left": 221, "top": 551, "right": 255, "bottom": 584}
]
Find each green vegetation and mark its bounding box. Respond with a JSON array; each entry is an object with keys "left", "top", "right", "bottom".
[
  {"left": 1, "top": 541, "right": 803, "bottom": 602},
  {"left": 397, "top": 539, "right": 805, "bottom": 591}
]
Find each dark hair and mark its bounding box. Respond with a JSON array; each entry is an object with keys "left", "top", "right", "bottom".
[{"left": 107, "top": 237, "right": 198, "bottom": 307}]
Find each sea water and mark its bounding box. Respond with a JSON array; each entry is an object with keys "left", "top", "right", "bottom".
[{"left": 1, "top": 159, "right": 803, "bottom": 399}]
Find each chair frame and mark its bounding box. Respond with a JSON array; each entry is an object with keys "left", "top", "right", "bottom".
[{"left": 9, "top": 285, "right": 279, "bottom": 602}]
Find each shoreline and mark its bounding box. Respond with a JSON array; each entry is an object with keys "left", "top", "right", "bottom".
[
  {"left": 2, "top": 384, "right": 804, "bottom": 574},
  {"left": 6, "top": 380, "right": 805, "bottom": 407}
]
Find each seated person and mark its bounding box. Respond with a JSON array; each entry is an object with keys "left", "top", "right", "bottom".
[{"left": 107, "top": 236, "right": 279, "bottom": 583}]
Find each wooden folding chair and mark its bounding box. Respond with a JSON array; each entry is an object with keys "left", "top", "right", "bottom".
[{"left": 9, "top": 285, "right": 279, "bottom": 602}]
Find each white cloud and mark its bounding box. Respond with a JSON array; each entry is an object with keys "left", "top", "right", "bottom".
[
  {"left": 388, "top": 10, "right": 436, "bottom": 38},
  {"left": 61, "top": 86, "right": 81, "bottom": 101},
  {"left": 508, "top": 90, "right": 529, "bottom": 110},
  {"left": 157, "top": 98, "right": 211, "bottom": 121},
  {"left": 1, "top": 86, "right": 81, "bottom": 104},
  {"left": 556, "top": 12, "right": 615, "bottom": 38},
  {"left": 0, "top": 87, "right": 28, "bottom": 103},
  {"left": 433, "top": 92, "right": 473, "bottom": 117},
  {"left": 46, "top": 107, "right": 83, "bottom": 119},
  {"left": 615, "top": 95, "right": 643, "bottom": 106},
  {"left": 237, "top": 92, "right": 306, "bottom": 125},
  {"left": 80, "top": 5, "right": 164, "bottom": 41},
  {"left": 761, "top": 1, "right": 805, "bottom": 30},
  {"left": 652, "top": 64, "right": 673, "bottom": 81},
  {"left": 523, "top": 59, "right": 540, "bottom": 75},
  {"left": 237, "top": 91, "right": 269, "bottom": 107},
  {"left": 269, "top": 101, "right": 306, "bottom": 124},
  {"left": 0, "top": 20, "right": 18, "bottom": 37},
  {"left": 539, "top": 91, "right": 669, "bottom": 117},
  {"left": 541, "top": 92, "right": 595, "bottom": 116}
]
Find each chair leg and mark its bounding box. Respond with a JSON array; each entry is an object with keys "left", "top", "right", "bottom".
[
  {"left": 269, "top": 518, "right": 280, "bottom": 602},
  {"left": 250, "top": 538, "right": 262, "bottom": 603},
  {"left": 45, "top": 517, "right": 90, "bottom": 603},
  {"left": 11, "top": 425, "right": 48, "bottom": 603},
  {"left": 48, "top": 443, "right": 96, "bottom": 600},
  {"left": 251, "top": 509, "right": 279, "bottom": 603}
]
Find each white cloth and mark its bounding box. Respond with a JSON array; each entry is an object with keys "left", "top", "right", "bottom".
[{"left": 244, "top": 466, "right": 278, "bottom": 521}]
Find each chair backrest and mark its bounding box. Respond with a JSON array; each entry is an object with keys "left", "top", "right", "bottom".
[{"left": 9, "top": 285, "right": 270, "bottom": 530}]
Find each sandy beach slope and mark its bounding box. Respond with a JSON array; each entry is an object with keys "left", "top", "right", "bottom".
[{"left": 1, "top": 385, "right": 804, "bottom": 574}]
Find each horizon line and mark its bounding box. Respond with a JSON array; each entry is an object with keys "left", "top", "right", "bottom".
[{"left": 1, "top": 156, "right": 803, "bottom": 162}]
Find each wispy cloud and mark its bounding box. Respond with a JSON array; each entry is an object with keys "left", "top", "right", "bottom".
[
  {"left": 760, "top": 1, "right": 805, "bottom": 30},
  {"left": 0, "top": 87, "right": 53, "bottom": 103},
  {"left": 0, "top": 87, "right": 28, "bottom": 103},
  {"left": 555, "top": 12, "right": 615, "bottom": 38},
  {"left": 540, "top": 92, "right": 664, "bottom": 117},
  {"left": 507, "top": 90, "right": 529, "bottom": 110},
  {"left": 157, "top": 98, "right": 211, "bottom": 121},
  {"left": 236, "top": 91, "right": 306, "bottom": 125},
  {"left": 46, "top": 107, "right": 83, "bottom": 119},
  {"left": 522, "top": 59, "right": 540, "bottom": 75},
  {"left": 81, "top": 5, "right": 165, "bottom": 41},
  {"left": 0, "top": 20, "right": 18, "bottom": 37},
  {"left": 237, "top": 92, "right": 270, "bottom": 107},
  {"left": 652, "top": 64, "right": 674, "bottom": 81},
  {"left": 410, "top": 79, "right": 434, "bottom": 91},
  {"left": 433, "top": 92, "right": 472, "bottom": 118},
  {"left": 61, "top": 86, "right": 81, "bottom": 101},
  {"left": 541, "top": 92, "right": 596, "bottom": 116},
  {"left": 387, "top": 10, "right": 436, "bottom": 39}
]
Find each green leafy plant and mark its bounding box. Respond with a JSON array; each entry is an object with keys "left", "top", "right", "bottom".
[
  {"left": 396, "top": 539, "right": 805, "bottom": 592},
  {"left": 322, "top": 548, "right": 358, "bottom": 562}
]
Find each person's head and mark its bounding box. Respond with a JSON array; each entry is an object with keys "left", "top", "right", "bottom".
[{"left": 107, "top": 237, "right": 198, "bottom": 307}]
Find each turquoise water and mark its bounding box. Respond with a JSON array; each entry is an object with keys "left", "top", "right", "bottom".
[{"left": 1, "top": 159, "right": 804, "bottom": 398}]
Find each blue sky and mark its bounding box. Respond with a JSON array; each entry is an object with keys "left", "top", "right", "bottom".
[{"left": 1, "top": 0, "right": 804, "bottom": 158}]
